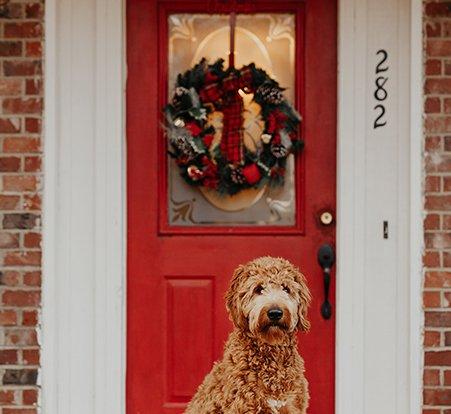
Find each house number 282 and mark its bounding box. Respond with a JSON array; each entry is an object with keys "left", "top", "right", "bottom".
[{"left": 374, "top": 49, "right": 388, "bottom": 129}]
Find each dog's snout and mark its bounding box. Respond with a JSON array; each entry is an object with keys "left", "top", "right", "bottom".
[{"left": 267, "top": 307, "right": 283, "bottom": 321}]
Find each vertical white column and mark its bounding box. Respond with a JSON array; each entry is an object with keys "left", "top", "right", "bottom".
[{"left": 42, "top": 0, "right": 126, "bottom": 413}]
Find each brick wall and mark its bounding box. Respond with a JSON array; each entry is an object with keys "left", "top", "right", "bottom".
[
  {"left": 0, "top": 1, "right": 43, "bottom": 413},
  {"left": 423, "top": 1, "right": 451, "bottom": 413}
]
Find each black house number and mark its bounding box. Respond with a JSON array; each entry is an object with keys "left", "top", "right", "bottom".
[{"left": 374, "top": 49, "right": 388, "bottom": 129}]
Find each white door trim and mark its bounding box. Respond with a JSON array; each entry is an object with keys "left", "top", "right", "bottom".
[
  {"left": 336, "top": 0, "right": 423, "bottom": 413},
  {"left": 41, "top": 0, "right": 126, "bottom": 413},
  {"left": 41, "top": 0, "right": 423, "bottom": 413}
]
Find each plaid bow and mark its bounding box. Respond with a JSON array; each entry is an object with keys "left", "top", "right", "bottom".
[{"left": 199, "top": 66, "right": 254, "bottom": 164}]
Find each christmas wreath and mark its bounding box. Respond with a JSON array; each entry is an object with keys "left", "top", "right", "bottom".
[{"left": 165, "top": 58, "right": 302, "bottom": 196}]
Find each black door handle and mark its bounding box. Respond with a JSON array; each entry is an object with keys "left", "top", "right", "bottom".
[{"left": 317, "top": 244, "right": 335, "bottom": 320}]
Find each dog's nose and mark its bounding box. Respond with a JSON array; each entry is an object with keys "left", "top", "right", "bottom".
[{"left": 267, "top": 308, "right": 283, "bottom": 321}]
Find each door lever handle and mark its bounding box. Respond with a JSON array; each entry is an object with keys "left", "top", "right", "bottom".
[{"left": 317, "top": 244, "right": 335, "bottom": 320}]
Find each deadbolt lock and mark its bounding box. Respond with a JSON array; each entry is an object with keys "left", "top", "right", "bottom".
[{"left": 320, "top": 211, "right": 334, "bottom": 226}]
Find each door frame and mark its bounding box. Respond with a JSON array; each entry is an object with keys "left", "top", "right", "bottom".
[{"left": 41, "top": 0, "right": 423, "bottom": 413}]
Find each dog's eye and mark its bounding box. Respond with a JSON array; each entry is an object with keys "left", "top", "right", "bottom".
[
  {"left": 254, "top": 285, "right": 264, "bottom": 295},
  {"left": 283, "top": 286, "right": 291, "bottom": 294}
]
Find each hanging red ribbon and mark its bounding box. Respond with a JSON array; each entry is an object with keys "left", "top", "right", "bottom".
[{"left": 222, "top": 12, "right": 244, "bottom": 164}]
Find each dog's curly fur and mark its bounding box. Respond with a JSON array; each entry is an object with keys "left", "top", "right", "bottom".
[{"left": 185, "top": 256, "right": 312, "bottom": 414}]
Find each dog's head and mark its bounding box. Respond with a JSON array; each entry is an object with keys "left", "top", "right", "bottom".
[{"left": 225, "top": 256, "right": 312, "bottom": 345}]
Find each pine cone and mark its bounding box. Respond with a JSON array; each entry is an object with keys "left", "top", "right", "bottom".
[
  {"left": 230, "top": 168, "right": 246, "bottom": 184},
  {"left": 172, "top": 86, "right": 192, "bottom": 112},
  {"left": 173, "top": 136, "right": 196, "bottom": 159},
  {"left": 256, "top": 84, "right": 284, "bottom": 105},
  {"left": 271, "top": 144, "right": 288, "bottom": 159}
]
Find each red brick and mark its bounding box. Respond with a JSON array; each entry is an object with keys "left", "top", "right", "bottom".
[
  {"left": 0, "top": 118, "right": 21, "bottom": 133},
  {"left": 3, "top": 252, "right": 41, "bottom": 267},
  {"left": 23, "top": 232, "right": 40, "bottom": 249},
  {"left": 0, "top": 310, "right": 17, "bottom": 326},
  {"left": 25, "top": 41, "right": 41, "bottom": 58},
  {"left": 425, "top": 311, "right": 451, "bottom": 328},
  {"left": 426, "top": 136, "right": 442, "bottom": 151},
  {"left": 443, "top": 251, "right": 451, "bottom": 267},
  {"left": 2, "top": 98, "right": 42, "bottom": 114},
  {"left": 424, "top": 214, "right": 440, "bottom": 230},
  {"left": 425, "top": 2, "right": 451, "bottom": 17},
  {"left": 426, "top": 176, "right": 441, "bottom": 193},
  {"left": 0, "top": 157, "right": 21, "bottom": 172},
  {"left": 23, "top": 271, "right": 40, "bottom": 287},
  {"left": 22, "top": 310, "right": 37, "bottom": 326},
  {"left": 22, "top": 349, "right": 39, "bottom": 365},
  {"left": 4, "top": 3, "right": 24, "bottom": 19},
  {"left": 424, "top": 369, "right": 440, "bottom": 385},
  {"left": 445, "top": 370, "right": 451, "bottom": 385},
  {"left": 424, "top": 388, "right": 451, "bottom": 405},
  {"left": 425, "top": 116, "right": 451, "bottom": 134},
  {"left": 0, "top": 41, "right": 22, "bottom": 57},
  {"left": 425, "top": 330, "right": 441, "bottom": 347},
  {"left": 425, "top": 351, "right": 451, "bottom": 366},
  {"left": 22, "top": 389, "right": 37, "bottom": 405},
  {"left": 2, "top": 290, "right": 40, "bottom": 307},
  {"left": 3, "top": 176, "right": 38, "bottom": 192},
  {"left": 443, "top": 215, "right": 451, "bottom": 229},
  {"left": 446, "top": 331, "right": 451, "bottom": 346},
  {"left": 444, "top": 136, "right": 451, "bottom": 151},
  {"left": 425, "top": 233, "right": 451, "bottom": 249},
  {"left": 5, "top": 329, "right": 37, "bottom": 346},
  {"left": 426, "top": 195, "right": 451, "bottom": 211},
  {"left": 424, "top": 291, "right": 441, "bottom": 308},
  {"left": 445, "top": 61, "right": 451, "bottom": 76},
  {"left": 426, "top": 21, "right": 442, "bottom": 37},
  {"left": 423, "top": 410, "right": 441, "bottom": 414},
  {"left": 424, "top": 250, "right": 440, "bottom": 267},
  {"left": 0, "top": 271, "right": 20, "bottom": 287},
  {"left": 444, "top": 21, "right": 451, "bottom": 37},
  {"left": 427, "top": 39, "right": 451, "bottom": 57},
  {"left": 23, "top": 194, "right": 41, "bottom": 210},
  {"left": 3, "top": 137, "right": 40, "bottom": 153},
  {"left": 0, "top": 232, "right": 19, "bottom": 248},
  {"left": 0, "top": 195, "right": 20, "bottom": 210},
  {"left": 24, "top": 118, "right": 40, "bottom": 133},
  {"left": 425, "top": 271, "right": 451, "bottom": 288},
  {"left": 0, "top": 350, "right": 18, "bottom": 364},
  {"left": 425, "top": 97, "right": 441, "bottom": 114},
  {"left": 3, "top": 61, "right": 41, "bottom": 77},
  {"left": 425, "top": 78, "right": 451, "bottom": 94},
  {"left": 24, "top": 156, "right": 40, "bottom": 172},
  {"left": 0, "top": 390, "right": 15, "bottom": 405},
  {"left": 445, "top": 176, "right": 451, "bottom": 192},
  {"left": 25, "top": 79, "right": 42, "bottom": 95},
  {"left": 3, "top": 409, "right": 37, "bottom": 414},
  {"left": 444, "top": 292, "right": 451, "bottom": 307},
  {"left": 25, "top": 3, "right": 43, "bottom": 19},
  {"left": 445, "top": 98, "right": 451, "bottom": 114},
  {"left": 426, "top": 59, "right": 442, "bottom": 75},
  {"left": 0, "top": 79, "right": 22, "bottom": 95},
  {"left": 4, "top": 22, "right": 42, "bottom": 38}
]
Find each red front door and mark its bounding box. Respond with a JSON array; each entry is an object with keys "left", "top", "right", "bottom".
[{"left": 127, "top": 1, "right": 337, "bottom": 412}]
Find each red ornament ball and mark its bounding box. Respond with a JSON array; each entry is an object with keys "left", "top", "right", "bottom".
[{"left": 242, "top": 163, "right": 261, "bottom": 185}]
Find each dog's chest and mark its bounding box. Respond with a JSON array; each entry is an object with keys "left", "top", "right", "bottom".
[{"left": 267, "top": 398, "right": 287, "bottom": 413}]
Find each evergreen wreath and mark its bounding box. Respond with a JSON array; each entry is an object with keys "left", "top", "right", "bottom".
[{"left": 165, "top": 58, "right": 303, "bottom": 196}]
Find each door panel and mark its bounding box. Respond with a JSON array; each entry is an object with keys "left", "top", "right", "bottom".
[{"left": 127, "top": 1, "right": 337, "bottom": 413}]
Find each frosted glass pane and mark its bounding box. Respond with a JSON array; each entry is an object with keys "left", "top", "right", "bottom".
[{"left": 168, "top": 13, "right": 297, "bottom": 226}]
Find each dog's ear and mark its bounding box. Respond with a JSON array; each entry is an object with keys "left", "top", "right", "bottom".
[
  {"left": 225, "top": 264, "right": 247, "bottom": 330},
  {"left": 294, "top": 269, "right": 312, "bottom": 332}
]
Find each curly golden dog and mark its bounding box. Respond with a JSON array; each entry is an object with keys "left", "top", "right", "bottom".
[{"left": 185, "top": 256, "right": 312, "bottom": 414}]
